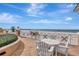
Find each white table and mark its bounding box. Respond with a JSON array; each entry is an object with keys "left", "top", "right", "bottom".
[
  {"left": 41, "top": 38, "right": 60, "bottom": 46},
  {"left": 41, "top": 38, "right": 61, "bottom": 56}
]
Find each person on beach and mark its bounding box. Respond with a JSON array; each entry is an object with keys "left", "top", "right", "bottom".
[{"left": 16, "top": 26, "right": 20, "bottom": 36}]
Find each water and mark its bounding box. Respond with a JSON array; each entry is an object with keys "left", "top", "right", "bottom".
[
  {"left": 21, "top": 29, "right": 79, "bottom": 33},
  {"left": 38, "top": 29, "right": 79, "bottom": 33}
]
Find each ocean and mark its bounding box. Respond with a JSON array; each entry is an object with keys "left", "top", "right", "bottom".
[{"left": 21, "top": 29, "right": 79, "bottom": 33}]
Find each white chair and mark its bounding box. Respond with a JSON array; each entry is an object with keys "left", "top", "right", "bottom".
[
  {"left": 56, "top": 35, "right": 70, "bottom": 56},
  {"left": 36, "top": 41, "right": 54, "bottom": 56}
]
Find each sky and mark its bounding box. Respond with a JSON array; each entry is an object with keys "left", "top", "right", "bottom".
[{"left": 0, "top": 3, "right": 79, "bottom": 29}]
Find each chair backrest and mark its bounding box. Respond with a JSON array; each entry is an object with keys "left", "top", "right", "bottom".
[
  {"left": 37, "top": 41, "right": 53, "bottom": 56},
  {"left": 60, "top": 34, "right": 70, "bottom": 47},
  {"left": 37, "top": 41, "right": 49, "bottom": 50}
]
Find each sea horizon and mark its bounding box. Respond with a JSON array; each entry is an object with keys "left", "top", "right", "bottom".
[{"left": 19, "top": 29, "right": 79, "bottom": 33}]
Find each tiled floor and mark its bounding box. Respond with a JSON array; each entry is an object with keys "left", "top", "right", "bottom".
[
  {"left": 12, "top": 37, "right": 79, "bottom": 56},
  {"left": 12, "top": 37, "right": 37, "bottom": 56},
  {"left": 68, "top": 45, "right": 79, "bottom": 56}
]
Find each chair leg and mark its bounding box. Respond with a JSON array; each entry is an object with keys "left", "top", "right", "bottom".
[
  {"left": 55, "top": 47, "right": 58, "bottom": 56},
  {"left": 65, "top": 48, "right": 68, "bottom": 56}
]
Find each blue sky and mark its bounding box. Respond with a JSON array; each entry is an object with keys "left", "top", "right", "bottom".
[{"left": 0, "top": 3, "right": 79, "bottom": 29}]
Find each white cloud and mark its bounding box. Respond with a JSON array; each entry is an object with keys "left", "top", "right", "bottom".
[
  {"left": 0, "top": 13, "right": 21, "bottom": 23},
  {"left": 4, "top": 3, "right": 47, "bottom": 17},
  {"left": 65, "top": 17, "right": 72, "bottom": 21},
  {"left": 29, "top": 18, "right": 72, "bottom": 25},
  {"left": 59, "top": 4, "right": 75, "bottom": 8},
  {"left": 4, "top": 4, "right": 25, "bottom": 12},
  {"left": 26, "top": 3, "right": 47, "bottom": 17},
  {"left": 29, "top": 19, "right": 63, "bottom": 24},
  {"left": 66, "top": 4, "right": 75, "bottom": 8},
  {"left": 57, "top": 4, "right": 75, "bottom": 14}
]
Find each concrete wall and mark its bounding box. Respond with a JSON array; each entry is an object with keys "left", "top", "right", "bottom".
[{"left": 0, "top": 38, "right": 21, "bottom": 56}]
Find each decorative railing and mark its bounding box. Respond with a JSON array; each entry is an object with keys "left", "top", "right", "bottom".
[{"left": 20, "top": 30, "right": 79, "bottom": 45}]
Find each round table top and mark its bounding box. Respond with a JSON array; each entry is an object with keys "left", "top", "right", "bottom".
[{"left": 41, "top": 38, "right": 60, "bottom": 46}]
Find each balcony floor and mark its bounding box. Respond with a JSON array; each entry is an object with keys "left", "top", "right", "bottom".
[
  {"left": 12, "top": 37, "right": 79, "bottom": 56},
  {"left": 12, "top": 37, "right": 37, "bottom": 56}
]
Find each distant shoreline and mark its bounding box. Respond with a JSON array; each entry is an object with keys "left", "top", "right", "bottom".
[
  {"left": 3, "top": 29, "right": 79, "bottom": 33},
  {"left": 20, "top": 29, "right": 79, "bottom": 33}
]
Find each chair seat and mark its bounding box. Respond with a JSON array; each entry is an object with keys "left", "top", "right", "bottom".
[
  {"left": 57, "top": 47, "right": 68, "bottom": 54},
  {"left": 48, "top": 46, "right": 54, "bottom": 52},
  {"left": 58, "top": 44, "right": 69, "bottom": 48}
]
